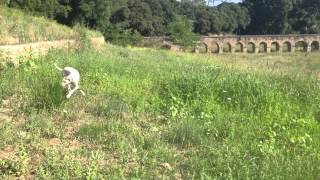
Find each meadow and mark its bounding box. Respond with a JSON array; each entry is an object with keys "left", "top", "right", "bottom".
[{"left": 1, "top": 41, "right": 320, "bottom": 179}]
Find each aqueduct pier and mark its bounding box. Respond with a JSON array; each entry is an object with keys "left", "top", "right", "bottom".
[{"left": 197, "top": 34, "right": 320, "bottom": 53}]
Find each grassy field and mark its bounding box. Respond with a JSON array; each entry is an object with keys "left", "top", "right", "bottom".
[
  {"left": 0, "top": 42, "right": 320, "bottom": 179},
  {"left": 0, "top": 6, "right": 102, "bottom": 45}
]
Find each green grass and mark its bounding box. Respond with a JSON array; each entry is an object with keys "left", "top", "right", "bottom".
[
  {"left": 0, "top": 6, "right": 102, "bottom": 45},
  {"left": 0, "top": 44, "right": 320, "bottom": 179}
]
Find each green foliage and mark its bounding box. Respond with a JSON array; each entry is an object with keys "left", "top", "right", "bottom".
[
  {"left": 108, "top": 0, "right": 177, "bottom": 37},
  {"left": 0, "top": 146, "right": 29, "bottom": 177},
  {"left": 166, "top": 118, "right": 204, "bottom": 146},
  {"left": 194, "top": 6, "right": 211, "bottom": 34},
  {"left": 0, "top": 52, "right": 65, "bottom": 112},
  {"left": 126, "top": 0, "right": 154, "bottom": 36},
  {"left": 103, "top": 25, "right": 142, "bottom": 46},
  {"left": 19, "top": 60, "right": 65, "bottom": 111},
  {"left": 290, "top": 0, "right": 320, "bottom": 33},
  {"left": 74, "top": 24, "right": 92, "bottom": 50},
  {"left": 23, "top": 113, "right": 60, "bottom": 138},
  {"left": 37, "top": 149, "right": 104, "bottom": 179},
  {"left": 68, "top": 0, "right": 112, "bottom": 28},
  {"left": 8, "top": 0, "right": 71, "bottom": 19},
  {"left": 246, "top": 0, "right": 293, "bottom": 34},
  {"left": 168, "top": 16, "right": 199, "bottom": 47},
  {"left": 4, "top": 0, "right": 320, "bottom": 37},
  {"left": 218, "top": 2, "right": 251, "bottom": 34},
  {"left": 86, "top": 96, "right": 130, "bottom": 119}
]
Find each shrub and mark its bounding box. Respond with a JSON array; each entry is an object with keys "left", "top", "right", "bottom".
[{"left": 103, "top": 25, "right": 142, "bottom": 46}]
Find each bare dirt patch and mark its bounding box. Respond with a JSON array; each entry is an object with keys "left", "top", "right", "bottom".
[
  {"left": 48, "top": 138, "right": 62, "bottom": 147},
  {"left": 0, "top": 145, "right": 17, "bottom": 160},
  {"left": 0, "top": 107, "right": 12, "bottom": 123}
]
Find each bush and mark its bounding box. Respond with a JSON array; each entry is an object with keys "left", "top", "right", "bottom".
[
  {"left": 103, "top": 25, "right": 142, "bottom": 46},
  {"left": 74, "top": 24, "right": 92, "bottom": 50}
]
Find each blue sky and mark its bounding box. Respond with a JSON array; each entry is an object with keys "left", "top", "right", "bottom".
[
  {"left": 213, "top": 0, "right": 242, "bottom": 5},
  {"left": 175, "top": 0, "right": 242, "bottom": 6}
]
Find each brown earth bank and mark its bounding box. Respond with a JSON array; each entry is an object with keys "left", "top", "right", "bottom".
[{"left": 0, "top": 37, "right": 105, "bottom": 63}]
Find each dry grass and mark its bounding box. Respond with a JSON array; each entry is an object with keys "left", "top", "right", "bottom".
[{"left": 0, "top": 6, "right": 102, "bottom": 45}]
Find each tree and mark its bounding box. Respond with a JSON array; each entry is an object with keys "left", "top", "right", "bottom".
[
  {"left": 181, "top": 0, "right": 206, "bottom": 6},
  {"left": 126, "top": 0, "right": 154, "bottom": 36},
  {"left": 209, "top": 9, "right": 224, "bottom": 34},
  {"left": 8, "top": 0, "right": 71, "bottom": 19},
  {"left": 158, "top": 0, "right": 179, "bottom": 27},
  {"left": 65, "top": 0, "right": 112, "bottom": 29},
  {"left": 110, "top": 7, "right": 130, "bottom": 29},
  {"left": 290, "top": 0, "right": 320, "bottom": 33},
  {"left": 168, "top": 15, "right": 199, "bottom": 47},
  {"left": 218, "top": 2, "right": 250, "bottom": 34},
  {"left": 178, "top": 1, "right": 196, "bottom": 21},
  {"left": 141, "top": 0, "right": 177, "bottom": 36},
  {"left": 243, "top": 0, "right": 293, "bottom": 34},
  {"left": 194, "top": 6, "right": 211, "bottom": 34}
]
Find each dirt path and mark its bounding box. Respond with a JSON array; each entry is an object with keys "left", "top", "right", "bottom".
[{"left": 0, "top": 37, "right": 105, "bottom": 62}]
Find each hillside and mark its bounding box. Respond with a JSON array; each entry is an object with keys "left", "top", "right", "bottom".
[
  {"left": 0, "top": 6, "right": 102, "bottom": 45},
  {"left": 1, "top": 40, "right": 320, "bottom": 178},
  {"left": 1, "top": 6, "right": 320, "bottom": 179}
]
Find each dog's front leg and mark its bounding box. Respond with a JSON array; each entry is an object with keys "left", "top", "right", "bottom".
[{"left": 66, "top": 83, "right": 72, "bottom": 92}]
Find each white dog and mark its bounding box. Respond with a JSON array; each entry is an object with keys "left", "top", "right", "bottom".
[{"left": 54, "top": 64, "right": 86, "bottom": 99}]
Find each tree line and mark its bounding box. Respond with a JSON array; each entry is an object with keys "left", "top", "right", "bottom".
[{"left": 2, "top": 0, "right": 320, "bottom": 43}]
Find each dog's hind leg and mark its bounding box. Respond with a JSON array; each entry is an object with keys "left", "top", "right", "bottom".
[
  {"left": 66, "top": 84, "right": 79, "bottom": 99},
  {"left": 80, "top": 89, "right": 86, "bottom": 96}
]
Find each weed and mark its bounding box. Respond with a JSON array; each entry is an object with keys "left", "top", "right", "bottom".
[{"left": 23, "top": 113, "right": 60, "bottom": 138}]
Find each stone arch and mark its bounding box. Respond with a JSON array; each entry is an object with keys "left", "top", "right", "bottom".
[
  {"left": 235, "top": 42, "right": 244, "bottom": 53},
  {"left": 295, "top": 41, "right": 308, "bottom": 52},
  {"left": 259, "top": 42, "right": 267, "bottom": 53},
  {"left": 311, "top": 41, "right": 320, "bottom": 52},
  {"left": 247, "top": 42, "right": 255, "bottom": 53},
  {"left": 211, "top": 42, "right": 220, "bottom": 53},
  {"left": 223, "top": 42, "right": 232, "bottom": 53},
  {"left": 282, "top": 41, "right": 291, "bottom": 52},
  {"left": 197, "top": 43, "right": 208, "bottom": 53},
  {"left": 271, "top": 42, "right": 280, "bottom": 53}
]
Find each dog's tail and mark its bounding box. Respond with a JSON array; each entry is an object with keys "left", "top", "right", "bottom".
[{"left": 54, "top": 63, "right": 63, "bottom": 71}]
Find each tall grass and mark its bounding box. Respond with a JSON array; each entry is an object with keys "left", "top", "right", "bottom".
[
  {"left": 1, "top": 45, "right": 320, "bottom": 178},
  {"left": 0, "top": 56, "right": 65, "bottom": 112},
  {"left": 0, "top": 6, "right": 102, "bottom": 45}
]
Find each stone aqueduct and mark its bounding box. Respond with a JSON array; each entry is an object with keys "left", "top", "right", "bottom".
[
  {"left": 196, "top": 34, "right": 320, "bottom": 53},
  {"left": 143, "top": 34, "right": 320, "bottom": 53}
]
